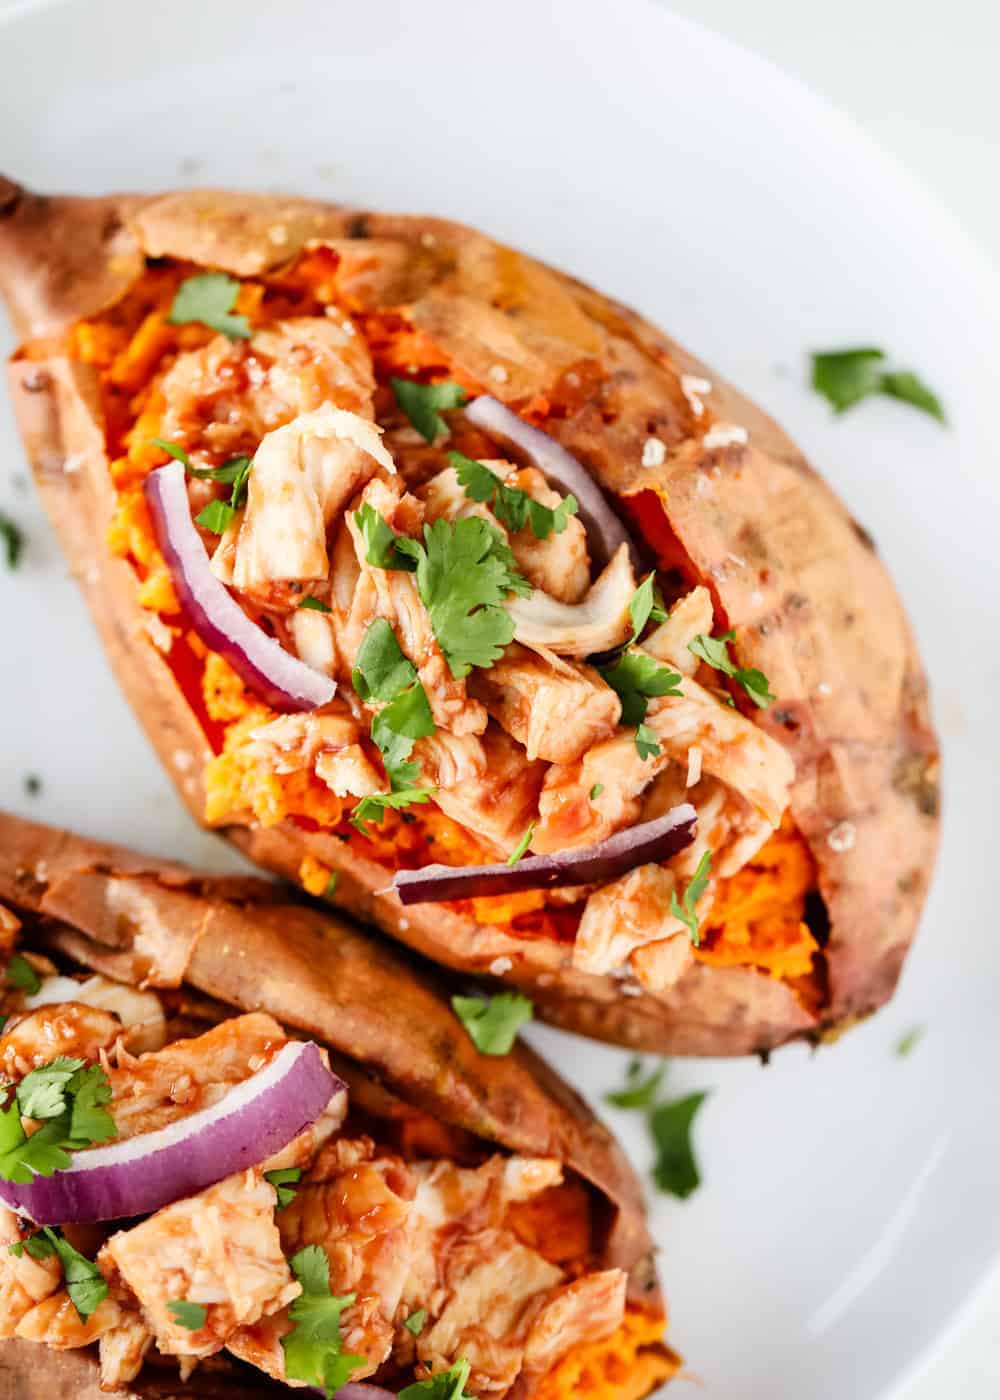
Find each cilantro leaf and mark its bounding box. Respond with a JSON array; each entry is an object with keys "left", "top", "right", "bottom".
[
  {"left": 450, "top": 451, "right": 578, "bottom": 541},
  {"left": 392, "top": 378, "right": 468, "bottom": 442},
  {"left": 195, "top": 499, "right": 236, "bottom": 534},
  {"left": 298, "top": 596, "right": 332, "bottom": 613},
  {"left": 507, "top": 823, "right": 535, "bottom": 866},
  {"left": 9, "top": 1231, "right": 56, "bottom": 1260},
  {"left": 167, "top": 272, "right": 251, "bottom": 340},
  {"left": 282, "top": 1245, "right": 365, "bottom": 1396},
  {"left": 628, "top": 574, "right": 668, "bottom": 641},
  {"left": 634, "top": 723, "right": 661, "bottom": 761},
  {"left": 322, "top": 872, "right": 339, "bottom": 900},
  {"left": 600, "top": 651, "right": 682, "bottom": 728},
  {"left": 670, "top": 850, "right": 713, "bottom": 947},
  {"left": 605, "top": 1058, "right": 666, "bottom": 1110},
  {"left": 351, "top": 787, "right": 436, "bottom": 835},
  {"left": 352, "top": 618, "right": 419, "bottom": 703},
  {"left": 650, "top": 1091, "right": 709, "bottom": 1199},
  {"left": 811, "top": 348, "right": 945, "bottom": 422},
  {"left": 687, "top": 631, "right": 775, "bottom": 710},
  {"left": 0, "top": 513, "right": 24, "bottom": 569},
  {"left": 452, "top": 993, "right": 533, "bottom": 1056},
  {"left": 354, "top": 503, "right": 417, "bottom": 572},
  {"left": 590, "top": 783, "right": 604, "bottom": 800},
  {"left": 6, "top": 955, "right": 40, "bottom": 995},
  {"left": 403, "top": 1308, "right": 427, "bottom": 1337},
  {"left": 409, "top": 517, "right": 530, "bottom": 678},
  {"left": 399, "top": 1358, "right": 476, "bottom": 1399},
  {"left": 0, "top": 1115, "right": 73, "bottom": 1182},
  {"left": 167, "top": 1299, "right": 207, "bottom": 1330},
  {"left": 895, "top": 1025, "right": 925, "bottom": 1059},
  {"left": 43, "top": 1228, "right": 108, "bottom": 1319},
  {"left": 18, "top": 1058, "right": 84, "bottom": 1121},
  {"left": 265, "top": 1167, "right": 303, "bottom": 1210},
  {"left": 65, "top": 1064, "right": 116, "bottom": 1149},
  {"left": 155, "top": 438, "right": 253, "bottom": 534}
]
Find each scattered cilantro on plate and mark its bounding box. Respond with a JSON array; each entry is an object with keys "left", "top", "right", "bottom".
[{"left": 810, "top": 347, "right": 945, "bottom": 422}]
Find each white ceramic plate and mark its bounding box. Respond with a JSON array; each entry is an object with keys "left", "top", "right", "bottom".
[{"left": 1, "top": 1, "right": 997, "bottom": 1396}]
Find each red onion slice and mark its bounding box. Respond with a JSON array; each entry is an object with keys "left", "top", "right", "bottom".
[
  {"left": 145, "top": 461, "right": 337, "bottom": 712},
  {"left": 0, "top": 1041, "right": 343, "bottom": 1225},
  {"left": 393, "top": 804, "right": 697, "bottom": 906},
  {"left": 465, "top": 395, "right": 641, "bottom": 570},
  {"left": 331, "top": 1388, "right": 398, "bottom": 1399}
]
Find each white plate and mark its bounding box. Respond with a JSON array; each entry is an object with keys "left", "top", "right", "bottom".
[{"left": 1, "top": 2, "right": 997, "bottom": 1396}]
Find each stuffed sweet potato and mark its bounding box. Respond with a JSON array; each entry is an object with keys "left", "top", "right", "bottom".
[
  {"left": 0, "top": 178, "right": 940, "bottom": 1055},
  {"left": 0, "top": 810, "right": 675, "bottom": 1399}
]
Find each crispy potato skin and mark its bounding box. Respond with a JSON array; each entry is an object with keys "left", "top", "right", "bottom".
[{"left": 0, "top": 180, "right": 940, "bottom": 1056}]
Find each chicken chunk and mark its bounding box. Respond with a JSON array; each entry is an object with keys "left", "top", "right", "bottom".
[
  {"left": 0, "top": 1004, "right": 123, "bottom": 1082},
  {"left": 15, "top": 1291, "right": 123, "bottom": 1350},
  {"left": 574, "top": 865, "right": 690, "bottom": 977},
  {"left": 240, "top": 709, "right": 382, "bottom": 799},
  {"left": 506, "top": 543, "right": 636, "bottom": 657},
  {"left": 99, "top": 1310, "right": 153, "bottom": 1390},
  {"left": 158, "top": 314, "right": 375, "bottom": 458},
  {"left": 105, "top": 1013, "right": 287, "bottom": 1141},
  {"left": 519, "top": 1270, "right": 627, "bottom": 1385},
  {"left": 468, "top": 644, "right": 620, "bottom": 764},
  {"left": 0, "top": 1207, "right": 62, "bottom": 1339},
  {"left": 25, "top": 975, "right": 166, "bottom": 1053},
  {"left": 228, "top": 406, "right": 396, "bottom": 595},
  {"left": 644, "top": 585, "right": 714, "bottom": 673},
  {"left": 419, "top": 726, "right": 547, "bottom": 858},
  {"left": 103, "top": 1169, "right": 298, "bottom": 1359}
]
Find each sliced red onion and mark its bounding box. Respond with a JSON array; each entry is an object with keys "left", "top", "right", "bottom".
[
  {"left": 145, "top": 461, "right": 337, "bottom": 712},
  {"left": 333, "top": 1388, "right": 398, "bottom": 1399},
  {"left": 465, "top": 395, "right": 641, "bottom": 570},
  {"left": 0, "top": 1041, "right": 343, "bottom": 1225},
  {"left": 393, "top": 804, "right": 697, "bottom": 906}
]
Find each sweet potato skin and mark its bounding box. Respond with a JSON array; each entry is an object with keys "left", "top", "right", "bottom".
[{"left": 0, "top": 179, "right": 940, "bottom": 1056}]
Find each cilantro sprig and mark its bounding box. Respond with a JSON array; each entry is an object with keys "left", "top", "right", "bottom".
[
  {"left": 604, "top": 1059, "right": 709, "bottom": 1200},
  {"left": 151, "top": 438, "right": 253, "bottom": 535},
  {"left": 452, "top": 992, "right": 533, "bottom": 1057},
  {"left": 6, "top": 954, "right": 40, "bottom": 995},
  {"left": 355, "top": 502, "right": 418, "bottom": 572},
  {"left": 0, "top": 513, "right": 24, "bottom": 570},
  {"left": 10, "top": 1227, "right": 108, "bottom": 1318},
  {"left": 399, "top": 1358, "right": 477, "bottom": 1399},
  {"left": 350, "top": 619, "right": 437, "bottom": 833},
  {"left": 670, "top": 850, "right": 713, "bottom": 947},
  {"left": 0, "top": 1057, "right": 115, "bottom": 1183},
  {"left": 600, "top": 652, "right": 681, "bottom": 732},
  {"left": 688, "top": 631, "right": 774, "bottom": 710},
  {"left": 628, "top": 574, "right": 669, "bottom": 640},
  {"left": 167, "top": 272, "right": 251, "bottom": 340},
  {"left": 282, "top": 1245, "right": 365, "bottom": 1397},
  {"left": 450, "top": 451, "right": 578, "bottom": 541},
  {"left": 392, "top": 378, "right": 468, "bottom": 442},
  {"left": 810, "top": 347, "right": 945, "bottom": 422}
]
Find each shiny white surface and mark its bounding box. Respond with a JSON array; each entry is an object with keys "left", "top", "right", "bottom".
[{"left": 1, "top": 2, "right": 998, "bottom": 1396}]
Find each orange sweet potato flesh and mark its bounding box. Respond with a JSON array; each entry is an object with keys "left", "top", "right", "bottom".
[
  {"left": 0, "top": 178, "right": 940, "bottom": 1056},
  {"left": 0, "top": 809, "right": 675, "bottom": 1398}
]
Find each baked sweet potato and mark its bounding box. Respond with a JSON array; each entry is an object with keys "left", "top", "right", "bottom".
[
  {"left": 0, "top": 178, "right": 940, "bottom": 1056},
  {"left": 0, "top": 809, "right": 675, "bottom": 1399}
]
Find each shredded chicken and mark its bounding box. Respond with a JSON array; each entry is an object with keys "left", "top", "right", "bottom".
[
  {"left": 158, "top": 314, "right": 375, "bottom": 457},
  {"left": 468, "top": 643, "right": 620, "bottom": 764},
  {"left": 0, "top": 1004, "right": 123, "bottom": 1082},
  {"left": 0, "top": 1207, "right": 62, "bottom": 1339},
  {"left": 574, "top": 865, "right": 689, "bottom": 977},
  {"left": 519, "top": 1270, "right": 627, "bottom": 1387},
  {"left": 15, "top": 1291, "right": 123, "bottom": 1350},
  {"left": 419, "top": 726, "right": 548, "bottom": 857},
  {"left": 103, "top": 1169, "right": 298, "bottom": 1360},
  {"left": 644, "top": 586, "right": 714, "bottom": 673},
  {"left": 506, "top": 543, "right": 636, "bottom": 657},
  {"left": 98, "top": 1310, "right": 153, "bottom": 1390},
  {"left": 290, "top": 606, "right": 338, "bottom": 675},
  {"left": 241, "top": 710, "right": 381, "bottom": 799},
  {"left": 25, "top": 975, "right": 166, "bottom": 1053}
]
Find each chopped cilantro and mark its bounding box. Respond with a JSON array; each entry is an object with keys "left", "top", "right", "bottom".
[
  {"left": 282, "top": 1245, "right": 365, "bottom": 1396},
  {"left": 628, "top": 574, "right": 668, "bottom": 640},
  {"left": 265, "top": 1166, "right": 303, "bottom": 1209},
  {"left": 23, "top": 774, "right": 41, "bottom": 797},
  {"left": 399, "top": 1357, "right": 476, "bottom": 1399},
  {"left": 451, "top": 992, "right": 533, "bottom": 1056},
  {"left": 192, "top": 453, "right": 254, "bottom": 535},
  {"left": 405, "top": 516, "right": 530, "bottom": 678},
  {"left": 650, "top": 1092, "right": 709, "bottom": 1199},
  {"left": 0, "top": 513, "right": 24, "bottom": 569},
  {"left": 298, "top": 596, "right": 332, "bottom": 613},
  {"left": 351, "top": 788, "right": 436, "bottom": 835},
  {"left": 6, "top": 955, "right": 40, "bottom": 995},
  {"left": 450, "top": 451, "right": 578, "bottom": 540},
  {"left": 167, "top": 272, "right": 251, "bottom": 340},
  {"left": 688, "top": 631, "right": 775, "bottom": 710},
  {"left": 392, "top": 378, "right": 468, "bottom": 442},
  {"left": 352, "top": 617, "right": 421, "bottom": 704},
  {"left": 895, "top": 1025, "right": 925, "bottom": 1058},
  {"left": 670, "top": 850, "right": 713, "bottom": 947},
  {"left": 810, "top": 347, "right": 945, "bottom": 422},
  {"left": 14, "top": 1228, "right": 108, "bottom": 1318},
  {"left": 634, "top": 723, "right": 661, "bottom": 761},
  {"left": 600, "top": 651, "right": 681, "bottom": 733},
  {"left": 322, "top": 872, "right": 339, "bottom": 901},
  {"left": 507, "top": 823, "right": 535, "bottom": 866},
  {"left": 403, "top": 1308, "right": 427, "bottom": 1337},
  {"left": 605, "top": 1058, "right": 666, "bottom": 1111},
  {"left": 0, "top": 1057, "right": 115, "bottom": 1183},
  {"left": 589, "top": 783, "right": 605, "bottom": 800},
  {"left": 353, "top": 618, "right": 436, "bottom": 801},
  {"left": 354, "top": 502, "right": 417, "bottom": 572},
  {"left": 167, "top": 1299, "right": 207, "bottom": 1330}
]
